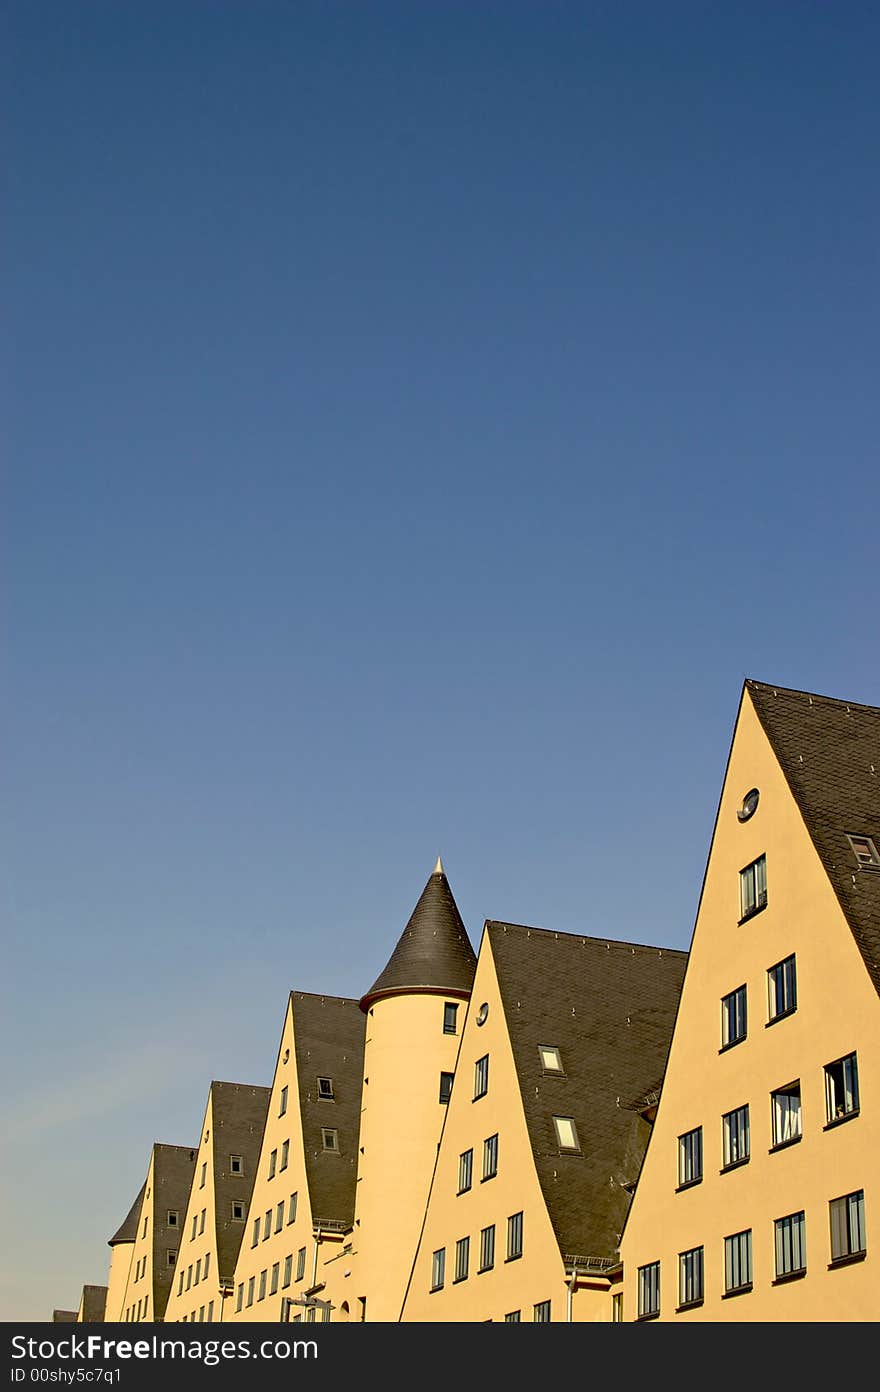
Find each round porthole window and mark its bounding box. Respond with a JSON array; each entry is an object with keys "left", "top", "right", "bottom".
[
  {"left": 476, "top": 1003, "right": 489, "bottom": 1026},
  {"left": 737, "top": 788, "right": 760, "bottom": 822}
]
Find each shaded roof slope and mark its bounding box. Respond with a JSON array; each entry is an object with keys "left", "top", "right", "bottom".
[
  {"left": 291, "top": 992, "right": 365, "bottom": 1229},
  {"left": 487, "top": 921, "right": 687, "bottom": 1263},
  {"left": 78, "top": 1286, "right": 107, "bottom": 1322},
  {"left": 151, "top": 1144, "right": 197, "bottom": 1320},
  {"left": 747, "top": 680, "right": 880, "bottom": 999},
  {"left": 108, "top": 1182, "right": 146, "bottom": 1247},
  {"left": 361, "top": 862, "right": 477, "bottom": 1010},
  {"left": 209, "top": 1082, "right": 271, "bottom": 1285}
]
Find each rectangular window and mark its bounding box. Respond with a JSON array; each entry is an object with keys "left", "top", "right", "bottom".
[
  {"left": 191, "top": 1215, "right": 198, "bottom": 1241},
  {"left": 200, "top": 1161, "right": 207, "bottom": 1189},
  {"left": 611, "top": 1293, "right": 623, "bottom": 1323},
  {"left": 771, "top": 1082, "right": 802, "bottom": 1147},
  {"left": 199, "top": 1208, "right": 206, "bottom": 1235},
  {"left": 167, "top": 1210, "right": 179, "bottom": 1227},
  {"left": 207, "top": 1301, "right": 213, "bottom": 1322},
  {"left": 458, "top": 1149, "right": 473, "bottom": 1194},
  {"left": 203, "top": 1251, "right": 210, "bottom": 1281},
  {"left": 280, "top": 1140, "right": 289, "bottom": 1171},
  {"left": 232, "top": 1201, "right": 244, "bottom": 1221},
  {"left": 279, "top": 1085, "right": 288, "bottom": 1117},
  {"left": 276, "top": 1200, "right": 284, "bottom": 1233},
  {"left": 474, "top": 1055, "right": 489, "bottom": 1099},
  {"left": 825, "top": 1053, "right": 859, "bottom": 1123},
  {"left": 482, "top": 1134, "right": 498, "bottom": 1180},
  {"left": 263, "top": 1210, "right": 271, "bottom": 1240},
  {"left": 288, "top": 1192, "right": 297, "bottom": 1225},
  {"left": 251, "top": 1218, "right": 260, "bottom": 1248},
  {"left": 830, "top": 1190, "right": 866, "bottom": 1262},
  {"left": 296, "top": 1248, "right": 306, "bottom": 1281},
  {"left": 479, "top": 1225, "right": 495, "bottom": 1272},
  {"left": 721, "top": 985, "right": 747, "bottom": 1047},
  {"left": 847, "top": 833, "right": 880, "bottom": 869},
  {"left": 677, "top": 1127, "right": 703, "bottom": 1187},
  {"left": 246, "top": 1276, "right": 255, "bottom": 1308},
  {"left": 443, "top": 1002, "right": 458, "bottom": 1035},
  {"left": 722, "top": 1104, "right": 750, "bottom": 1168},
  {"left": 235, "top": 1284, "right": 243, "bottom": 1313},
  {"left": 637, "top": 1262, "right": 660, "bottom": 1318},
  {"left": 767, "top": 955, "right": 797, "bottom": 1021},
  {"left": 553, "top": 1115, "right": 581, "bottom": 1152},
  {"left": 678, "top": 1247, "right": 703, "bottom": 1308},
  {"left": 454, "top": 1236, "right": 469, "bottom": 1282},
  {"left": 321, "top": 1128, "right": 339, "bottom": 1151},
  {"left": 177, "top": 1271, "right": 184, "bottom": 1296},
  {"left": 195, "top": 1259, "right": 201, "bottom": 1284},
  {"left": 230, "top": 1156, "right": 243, "bottom": 1175},
  {"left": 533, "top": 1300, "right": 551, "bottom": 1322},
  {"left": 507, "top": 1211, "right": 523, "bottom": 1261},
  {"left": 186, "top": 1265, "right": 192, "bottom": 1291},
  {"left": 538, "top": 1045, "right": 564, "bottom": 1073},
  {"left": 282, "top": 1254, "right": 293, "bottom": 1288},
  {"left": 317, "top": 1076, "right": 334, "bottom": 1099},
  {"left": 439, "top": 1072, "right": 454, "bottom": 1104},
  {"left": 258, "top": 1270, "right": 267, "bottom": 1301},
  {"left": 740, "top": 854, "right": 767, "bottom": 919},
  {"left": 775, "top": 1211, "right": 806, "bottom": 1278},
  {"left": 269, "top": 1149, "right": 277, "bottom": 1179},
  {"left": 270, "top": 1262, "right": 280, "bottom": 1296},
  {"left": 431, "top": 1248, "right": 445, "bottom": 1292},
  {"left": 724, "top": 1229, "right": 752, "bottom": 1293},
  {"left": 504, "top": 1310, "right": 521, "bottom": 1323}
]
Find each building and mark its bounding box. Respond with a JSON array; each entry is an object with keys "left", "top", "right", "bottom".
[
  {"left": 619, "top": 680, "right": 880, "bottom": 1321},
  {"left": 114, "top": 1144, "right": 197, "bottom": 1323}
]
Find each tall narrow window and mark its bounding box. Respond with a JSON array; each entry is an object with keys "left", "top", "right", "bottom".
[
  {"left": 251, "top": 1218, "right": 260, "bottom": 1248},
  {"left": 482, "top": 1134, "right": 498, "bottom": 1180},
  {"left": 439, "top": 1072, "right": 454, "bottom": 1104},
  {"left": 246, "top": 1277, "right": 255, "bottom": 1308},
  {"left": 458, "top": 1149, "right": 473, "bottom": 1194},
  {"left": 774, "top": 1211, "right": 806, "bottom": 1278},
  {"left": 199, "top": 1208, "right": 206, "bottom": 1235},
  {"left": 825, "top": 1053, "right": 859, "bottom": 1123},
  {"left": 678, "top": 1247, "right": 703, "bottom": 1308},
  {"left": 317, "top": 1077, "right": 334, "bottom": 1100},
  {"left": 771, "top": 1082, "right": 802, "bottom": 1147},
  {"left": 199, "top": 1162, "right": 206, "bottom": 1189},
  {"left": 740, "top": 854, "right": 767, "bottom": 919},
  {"left": 280, "top": 1140, "right": 289, "bottom": 1171},
  {"left": 282, "top": 1255, "right": 293, "bottom": 1288},
  {"left": 533, "top": 1300, "right": 551, "bottom": 1322},
  {"left": 279, "top": 1085, "right": 288, "bottom": 1117},
  {"left": 474, "top": 1055, "right": 489, "bottom": 1099},
  {"left": 431, "top": 1248, "right": 445, "bottom": 1292},
  {"left": 287, "top": 1192, "right": 297, "bottom": 1225},
  {"left": 611, "top": 1293, "right": 623, "bottom": 1323},
  {"left": 637, "top": 1263, "right": 660, "bottom": 1319},
  {"left": 722, "top": 1105, "right": 750, "bottom": 1169},
  {"left": 721, "top": 985, "right": 747, "bottom": 1047},
  {"left": 454, "top": 1237, "right": 469, "bottom": 1282},
  {"left": 767, "top": 955, "right": 797, "bottom": 1021},
  {"left": 270, "top": 1263, "right": 280, "bottom": 1296},
  {"left": 479, "top": 1225, "right": 495, "bottom": 1272},
  {"left": 203, "top": 1252, "right": 210, "bottom": 1281},
  {"left": 830, "top": 1190, "right": 866, "bottom": 1262},
  {"left": 296, "top": 1248, "right": 306, "bottom": 1281},
  {"left": 507, "top": 1212, "right": 523, "bottom": 1261},
  {"left": 235, "top": 1284, "right": 243, "bottom": 1313},
  {"left": 443, "top": 1003, "right": 458, "bottom": 1035},
  {"left": 269, "top": 1149, "right": 277, "bottom": 1179},
  {"left": 263, "top": 1210, "right": 271, "bottom": 1240},
  {"left": 724, "top": 1229, "right": 752, "bottom": 1294},
  {"left": 678, "top": 1127, "right": 703, "bottom": 1187},
  {"left": 275, "top": 1200, "right": 284, "bottom": 1233},
  {"left": 258, "top": 1270, "right": 267, "bottom": 1301}
]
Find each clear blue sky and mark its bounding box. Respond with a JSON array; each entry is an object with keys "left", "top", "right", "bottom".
[{"left": 3, "top": 2, "right": 878, "bottom": 1321}]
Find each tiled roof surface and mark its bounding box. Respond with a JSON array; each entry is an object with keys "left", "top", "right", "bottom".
[
  {"left": 209, "top": 1082, "right": 271, "bottom": 1285},
  {"left": 487, "top": 921, "right": 687, "bottom": 1261},
  {"left": 361, "top": 866, "right": 477, "bottom": 1009},
  {"left": 291, "top": 993, "right": 365, "bottom": 1229},
  {"left": 108, "top": 1182, "right": 146, "bottom": 1247},
  {"left": 78, "top": 1286, "right": 107, "bottom": 1322},
  {"left": 151, "top": 1144, "right": 197, "bottom": 1319},
  {"left": 747, "top": 680, "right": 880, "bottom": 999}
]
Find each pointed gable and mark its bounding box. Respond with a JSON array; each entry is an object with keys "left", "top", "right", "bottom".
[
  {"left": 108, "top": 1182, "right": 146, "bottom": 1247},
  {"left": 291, "top": 993, "right": 364, "bottom": 1228},
  {"left": 746, "top": 680, "right": 880, "bottom": 998},
  {"left": 361, "top": 863, "right": 477, "bottom": 1009},
  {"left": 210, "top": 1083, "right": 272, "bottom": 1285}
]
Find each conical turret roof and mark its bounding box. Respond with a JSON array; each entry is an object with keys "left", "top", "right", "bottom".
[
  {"left": 108, "top": 1181, "right": 146, "bottom": 1247},
  {"left": 360, "top": 860, "right": 477, "bottom": 1011}
]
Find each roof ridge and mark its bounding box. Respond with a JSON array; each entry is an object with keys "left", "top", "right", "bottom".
[
  {"left": 746, "top": 678, "right": 880, "bottom": 716},
  {"left": 486, "top": 919, "right": 687, "bottom": 956},
  {"left": 290, "top": 990, "right": 360, "bottom": 1007}
]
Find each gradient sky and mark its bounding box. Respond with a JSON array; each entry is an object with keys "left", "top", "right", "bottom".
[{"left": 3, "top": 2, "right": 879, "bottom": 1322}]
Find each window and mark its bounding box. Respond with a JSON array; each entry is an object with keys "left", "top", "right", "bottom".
[
  {"left": 474, "top": 1055, "right": 489, "bottom": 1099},
  {"left": 771, "top": 1082, "right": 802, "bottom": 1147},
  {"left": 678, "top": 1126, "right": 703, "bottom": 1188},
  {"left": 533, "top": 1300, "right": 551, "bottom": 1322},
  {"left": 269, "top": 1149, "right": 277, "bottom": 1179},
  {"left": 479, "top": 1225, "right": 495, "bottom": 1272},
  {"left": 830, "top": 1190, "right": 866, "bottom": 1263},
  {"left": 439, "top": 1072, "right": 454, "bottom": 1104},
  {"left": 258, "top": 1270, "right": 267, "bottom": 1301},
  {"left": 767, "top": 955, "right": 797, "bottom": 1021},
  {"left": 232, "top": 1201, "right": 244, "bottom": 1221},
  {"left": 199, "top": 1208, "right": 206, "bottom": 1235},
  {"left": 230, "top": 1156, "right": 243, "bottom": 1176},
  {"left": 321, "top": 1128, "right": 339, "bottom": 1152},
  {"left": 317, "top": 1077, "right": 334, "bottom": 1100},
  {"left": 458, "top": 1149, "right": 473, "bottom": 1194},
  {"left": 611, "top": 1293, "right": 623, "bottom": 1323},
  {"left": 443, "top": 1002, "right": 458, "bottom": 1035},
  {"left": 507, "top": 1212, "right": 523, "bottom": 1261},
  {"left": 200, "top": 1162, "right": 207, "bottom": 1189},
  {"left": 263, "top": 1210, "right": 271, "bottom": 1240},
  {"left": 431, "top": 1248, "right": 445, "bottom": 1292},
  {"left": 276, "top": 1201, "right": 284, "bottom": 1233},
  {"left": 191, "top": 1215, "right": 198, "bottom": 1241},
  {"left": 722, "top": 1105, "right": 750, "bottom": 1169},
  {"left": 553, "top": 1116, "right": 581, "bottom": 1152},
  {"left": 482, "top": 1134, "right": 498, "bottom": 1180},
  {"left": 454, "top": 1236, "right": 469, "bottom": 1282},
  {"left": 847, "top": 833, "right": 880, "bottom": 869},
  {"left": 251, "top": 1218, "right": 260, "bottom": 1248},
  {"left": 637, "top": 1262, "right": 660, "bottom": 1318},
  {"left": 825, "top": 1052, "right": 859, "bottom": 1123},
  {"left": 678, "top": 1247, "right": 703, "bottom": 1308},
  {"left": 504, "top": 1311, "right": 521, "bottom": 1323},
  {"left": 203, "top": 1252, "right": 210, "bottom": 1280},
  {"left": 186, "top": 1266, "right": 192, "bottom": 1291},
  {"left": 740, "top": 854, "right": 767, "bottom": 919},
  {"left": 775, "top": 1211, "right": 806, "bottom": 1278},
  {"left": 721, "top": 985, "right": 747, "bottom": 1047},
  {"left": 538, "top": 1045, "right": 564, "bottom": 1073},
  {"left": 235, "top": 1284, "right": 243, "bottom": 1313},
  {"left": 288, "top": 1193, "right": 297, "bottom": 1225},
  {"left": 280, "top": 1140, "right": 289, "bottom": 1171},
  {"left": 270, "top": 1262, "right": 280, "bottom": 1296},
  {"left": 296, "top": 1248, "right": 306, "bottom": 1281},
  {"left": 167, "top": 1210, "right": 179, "bottom": 1227},
  {"left": 177, "top": 1272, "right": 184, "bottom": 1296},
  {"left": 279, "top": 1085, "right": 288, "bottom": 1117},
  {"left": 282, "top": 1255, "right": 293, "bottom": 1288},
  {"left": 724, "top": 1229, "right": 752, "bottom": 1294},
  {"left": 195, "top": 1258, "right": 201, "bottom": 1284}
]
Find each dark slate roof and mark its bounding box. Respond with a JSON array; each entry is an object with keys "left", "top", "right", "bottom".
[
  {"left": 291, "top": 992, "right": 365, "bottom": 1229},
  {"left": 360, "top": 863, "right": 477, "bottom": 1010},
  {"left": 151, "top": 1144, "right": 197, "bottom": 1320},
  {"left": 78, "top": 1286, "right": 107, "bottom": 1322},
  {"left": 108, "top": 1182, "right": 146, "bottom": 1247},
  {"left": 487, "top": 921, "right": 687, "bottom": 1263},
  {"left": 747, "top": 680, "right": 880, "bottom": 999},
  {"left": 52, "top": 1311, "right": 77, "bottom": 1323},
  {"left": 210, "top": 1082, "right": 271, "bottom": 1285}
]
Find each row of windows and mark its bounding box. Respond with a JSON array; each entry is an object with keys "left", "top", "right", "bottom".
[
  {"left": 504, "top": 1301, "right": 551, "bottom": 1322},
  {"left": 234, "top": 1249, "right": 308, "bottom": 1309},
  {"left": 638, "top": 1189, "right": 866, "bottom": 1317},
  {"left": 176, "top": 1250, "right": 211, "bottom": 1295},
  {"left": 677, "top": 1052, "right": 860, "bottom": 1187},
  {"left": 721, "top": 953, "right": 797, "bottom": 1047},
  {"left": 430, "top": 1212, "right": 524, "bottom": 1291},
  {"left": 124, "top": 1296, "right": 149, "bottom": 1321},
  {"left": 268, "top": 1141, "right": 290, "bottom": 1178},
  {"left": 180, "top": 1300, "right": 215, "bottom": 1323},
  {"left": 190, "top": 1207, "right": 207, "bottom": 1241},
  {"left": 251, "top": 1193, "right": 298, "bottom": 1247},
  {"left": 457, "top": 1135, "right": 498, "bottom": 1192}
]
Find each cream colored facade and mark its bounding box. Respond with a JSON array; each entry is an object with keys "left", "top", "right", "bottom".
[{"left": 620, "top": 684, "right": 880, "bottom": 1320}]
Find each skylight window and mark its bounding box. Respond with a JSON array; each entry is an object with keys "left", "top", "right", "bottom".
[
  {"left": 847, "top": 834, "right": 880, "bottom": 870},
  {"left": 538, "top": 1046, "right": 564, "bottom": 1074}
]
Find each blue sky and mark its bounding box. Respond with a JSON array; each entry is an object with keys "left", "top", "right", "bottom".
[{"left": 3, "top": 2, "right": 879, "bottom": 1321}]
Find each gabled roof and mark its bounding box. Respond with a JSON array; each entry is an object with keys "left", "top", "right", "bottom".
[
  {"left": 108, "top": 1181, "right": 146, "bottom": 1247},
  {"left": 746, "top": 680, "right": 880, "bottom": 999},
  {"left": 487, "top": 921, "right": 687, "bottom": 1262},
  {"left": 291, "top": 992, "right": 365, "bottom": 1229},
  {"left": 360, "top": 861, "right": 477, "bottom": 1010},
  {"left": 151, "top": 1144, "right": 197, "bottom": 1319},
  {"left": 208, "top": 1082, "right": 271, "bottom": 1285}
]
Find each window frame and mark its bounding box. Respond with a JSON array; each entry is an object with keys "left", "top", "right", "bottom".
[
  {"left": 474, "top": 1054, "right": 489, "bottom": 1100},
  {"left": 739, "top": 854, "right": 767, "bottom": 922},
  {"left": 538, "top": 1044, "right": 564, "bottom": 1074},
  {"left": 767, "top": 954, "right": 797, "bottom": 1024},
  {"left": 454, "top": 1236, "right": 469, "bottom": 1283},
  {"left": 678, "top": 1246, "right": 704, "bottom": 1310},
  {"left": 506, "top": 1211, "right": 523, "bottom": 1262},
  {"left": 317, "top": 1077, "right": 334, "bottom": 1100},
  {"left": 443, "top": 1002, "right": 459, "bottom": 1035},
  {"left": 478, "top": 1224, "right": 495, "bottom": 1273},
  {"left": 774, "top": 1210, "right": 806, "bottom": 1281},
  {"left": 430, "top": 1247, "right": 445, "bottom": 1292},
  {"left": 482, "top": 1133, "right": 498, "bottom": 1181},
  {"left": 458, "top": 1148, "right": 473, "bottom": 1194},
  {"left": 824, "top": 1052, "right": 860, "bottom": 1127},
  {"left": 770, "top": 1080, "right": 802, "bottom": 1150},
  {"left": 721, "top": 1104, "right": 750, "bottom": 1171},
  {"left": 829, "top": 1189, "right": 866, "bottom": 1265},
  {"left": 637, "top": 1262, "right": 660, "bottom": 1320},
  {"left": 723, "top": 1229, "right": 753, "bottom": 1296},
  {"left": 439, "top": 1071, "right": 454, "bottom": 1104},
  {"left": 553, "top": 1115, "right": 581, "bottom": 1153},
  {"left": 677, "top": 1126, "right": 703, "bottom": 1189},
  {"left": 720, "top": 984, "right": 747, "bottom": 1050}
]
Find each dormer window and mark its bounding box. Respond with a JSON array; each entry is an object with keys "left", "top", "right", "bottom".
[
  {"left": 847, "top": 834, "right": 880, "bottom": 870},
  {"left": 538, "top": 1046, "right": 564, "bottom": 1074},
  {"left": 317, "top": 1077, "right": 334, "bottom": 1100}
]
